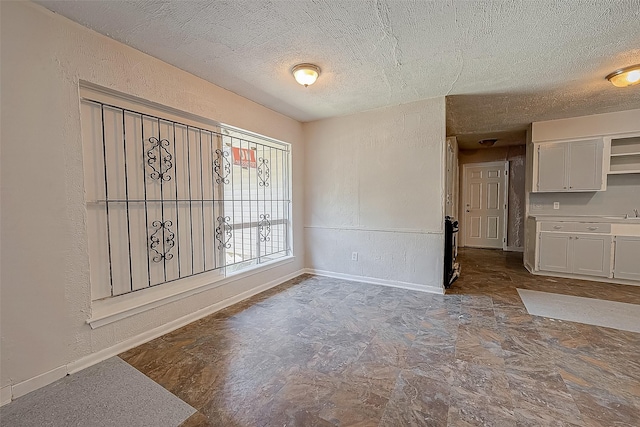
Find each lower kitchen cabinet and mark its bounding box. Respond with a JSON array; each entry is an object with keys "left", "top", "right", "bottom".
[
  {"left": 539, "top": 232, "right": 612, "bottom": 277},
  {"left": 539, "top": 233, "right": 570, "bottom": 273},
  {"left": 614, "top": 236, "right": 640, "bottom": 281},
  {"left": 572, "top": 234, "right": 613, "bottom": 277}
]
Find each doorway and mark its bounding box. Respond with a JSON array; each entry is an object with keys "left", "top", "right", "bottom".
[{"left": 461, "top": 161, "right": 509, "bottom": 249}]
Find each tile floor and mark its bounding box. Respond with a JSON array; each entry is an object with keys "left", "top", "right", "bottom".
[{"left": 120, "top": 248, "right": 640, "bottom": 426}]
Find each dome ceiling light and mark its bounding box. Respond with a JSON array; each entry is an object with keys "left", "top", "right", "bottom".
[
  {"left": 292, "top": 63, "right": 321, "bottom": 87},
  {"left": 478, "top": 138, "right": 498, "bottom": 147},
  {"left": 606, "top": 64, "right": 640, "bottom": 87}
]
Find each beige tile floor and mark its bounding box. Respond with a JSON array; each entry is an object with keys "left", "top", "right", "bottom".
[{"left": 120, "top": 248, "right": 640, "bottom": 426}]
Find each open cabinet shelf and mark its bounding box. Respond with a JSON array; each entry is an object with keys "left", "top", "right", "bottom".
[
  {"left": 608, "top": 170, "right": 640, "bottom": 175},
  {"left": 609, "top": 136, "right": 640, "bottom": 175},
  {"left": 610, "top": 151, "right": 640, "bottom": 157}
]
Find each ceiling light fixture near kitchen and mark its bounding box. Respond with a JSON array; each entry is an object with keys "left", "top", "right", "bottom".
[
  {"left": 478, "top": 138, "right": 498, "bottom": 147},
  {"left": 606, "top": 64, "right": 640, "bottom": 87},
  {"left": 292, "top": 63, "right": 321, "bottom": 87}
]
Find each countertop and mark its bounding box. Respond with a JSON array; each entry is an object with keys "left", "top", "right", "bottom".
[{"left": 528, "top": 215, "right": 640, "bottom": 224}]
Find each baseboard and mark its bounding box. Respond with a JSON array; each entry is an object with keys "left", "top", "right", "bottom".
[
  {"left": 89, "top": 256, "right": 296, "bottom": 329},
  {"left": 524, "top": 262, "right": 534, "bottom": 274},
  {"left": 506, "top": 246, "right": 524, "bottom": 253},
  {"left": 2, "top": 269, "right": 306, "bottom": 406},
  {"left": 530, "top": 270, "right": 639, "bottom": 287},
  {"left": 10, "top": 364, "right": 68, "bottom": 401},
  {"left": 68, "top": 268, "right": 305, "bottom": 374},
  {"left": 1, "top": 386, "right": 12, "bottom": 406},
  {"left": 304, "top": 268, "right": 444, "bottom": 295}
]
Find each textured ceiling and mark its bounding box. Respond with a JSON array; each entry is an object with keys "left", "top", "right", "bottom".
[{"left": 38, "top": 0, "right": 640, "bottom": 148}]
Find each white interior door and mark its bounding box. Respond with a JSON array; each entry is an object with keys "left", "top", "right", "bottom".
[{"left": 463, "top": 161, "right": 508, "bottom": 249}]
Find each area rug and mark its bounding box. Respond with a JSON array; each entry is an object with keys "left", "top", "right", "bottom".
[
  {"left": 0, "top": 357, "right": 195, "bottom": 427},
  {"left": 517, "top": 288, "right": 640, "bottom": 333}
]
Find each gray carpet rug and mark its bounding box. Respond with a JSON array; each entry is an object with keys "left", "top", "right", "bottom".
[
  {"left": 517, "top": 288, "right": 640, "bottom": 333},
  {"left": 0, "top": 357, "right": 195, "bottom": 427}
]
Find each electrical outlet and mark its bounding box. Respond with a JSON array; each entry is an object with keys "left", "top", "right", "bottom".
[
  {"left": 553, "top": 202, "right": 560, "bottom": 210},
  {"left": 351, "top": 252, "right": 358, "bottom": 261}
]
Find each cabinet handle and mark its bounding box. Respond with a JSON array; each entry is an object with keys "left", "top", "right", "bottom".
[
  {"left": 553, "top": 226, "right": 562, "bottom": 229},
  {"left": 588, "top": 227, "right": 598, "bottom": 230}
]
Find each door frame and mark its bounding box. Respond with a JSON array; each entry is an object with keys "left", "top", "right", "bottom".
[{"left": 461, "top": 160, "right": 509, "bottom": 250}]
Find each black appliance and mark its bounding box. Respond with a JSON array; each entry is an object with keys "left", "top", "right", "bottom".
[{"left": 444, "top": 216, "right": 460, "bottom": 288}]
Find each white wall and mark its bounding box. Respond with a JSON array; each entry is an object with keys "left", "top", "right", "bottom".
[
  {"left": 524, "top": 126, "right": 535, "bottom": 269},
  {"left": 0, "top": 2, "right": 304, "bottom": 393},
  {"left": 529, "top": 174, "right": 640, "bottom": 216},
  {"left": 531, "top": 109, "right": 640, "bottom": 143},
  {"left": 445, "top": 137, "right": 459, "bottom": 220},
  {"left": 303, "top": 98, "right": 446, "bottom": 292}
]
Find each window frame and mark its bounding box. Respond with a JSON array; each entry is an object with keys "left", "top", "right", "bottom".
[{"left": 79, "top": 83, "right": 294, "bottom": 328}]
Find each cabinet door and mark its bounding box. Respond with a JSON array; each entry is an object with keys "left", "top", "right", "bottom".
[
  {"left": 537, "top": 144, "right": 567, "bottom": 192},
  {"left": 568, "top": 140, "right": 603, "bottom": 191},
  {"left": 539, "top": 232, "right": 571, "bottom": 273},
  {"left": 572, "top": 234, "right": 612, "bottom": 277},
  {"left": 614, "top": 236, "right": 640, "bottom": 281}
]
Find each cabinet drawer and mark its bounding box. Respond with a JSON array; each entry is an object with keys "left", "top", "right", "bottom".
[
  {"left": 574, "top": 223, "right": 611, "bottom": 233},
  {"left": 540, "top": 222, "right": 575, "bottom": 232}
]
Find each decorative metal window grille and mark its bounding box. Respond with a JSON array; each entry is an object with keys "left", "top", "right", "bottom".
[{"left": 81, "top": 97, "right": 291, "bottom": 299}]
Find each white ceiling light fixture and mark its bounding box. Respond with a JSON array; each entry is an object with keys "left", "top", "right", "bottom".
[
  {"left": 292, "top": 63, "right": 321, "bottom": 87},
  {"left": 606, "top": 64, "right": 640, "bottom": 87}
]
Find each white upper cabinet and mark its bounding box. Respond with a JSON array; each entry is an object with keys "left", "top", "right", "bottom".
[
  {"left": 537, "top": 144, "right": 567, "bottom": 191},
  {"left": 567, "top": 139, "right": 604, "bottom": 190},
  {"left": 534, "top": 138, "right": 605, "bottom": 192}
]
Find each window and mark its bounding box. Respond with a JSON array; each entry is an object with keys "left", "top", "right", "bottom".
[{"left": 81, "top": 86, "right": 291, "bottom": 302}]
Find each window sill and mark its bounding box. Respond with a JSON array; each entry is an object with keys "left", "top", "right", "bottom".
[{"left": 88, "top": 256, "right": 295, "bottom": 329}]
